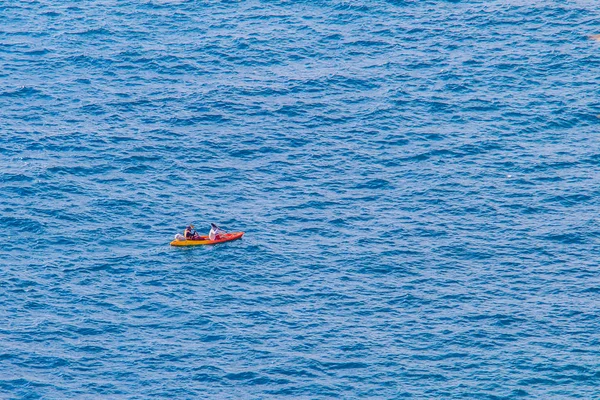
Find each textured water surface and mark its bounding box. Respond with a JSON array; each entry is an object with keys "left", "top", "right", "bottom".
[{"left": 2, "top": 0, "right": 600, "bottom": 398}]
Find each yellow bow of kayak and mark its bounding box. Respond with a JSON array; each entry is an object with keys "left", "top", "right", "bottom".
[{"left": 170, "top": 232, "right": 244, "bottom": 246}]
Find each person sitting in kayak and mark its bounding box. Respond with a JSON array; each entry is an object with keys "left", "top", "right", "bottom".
[
  {"left": 184, "top": 224, "right": 200, "bottom": 240},
  {"left": 209, "top": 223, "right": 225, "bottom": 241}
]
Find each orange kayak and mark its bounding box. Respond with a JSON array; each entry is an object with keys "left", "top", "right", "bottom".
[{"left": 170, "top": 232, "right": 244, "bottom": 246}]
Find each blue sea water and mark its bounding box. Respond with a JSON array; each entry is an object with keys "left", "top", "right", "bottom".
[{"left": 2, "top": 0, "right": 600, "bottom": 398}]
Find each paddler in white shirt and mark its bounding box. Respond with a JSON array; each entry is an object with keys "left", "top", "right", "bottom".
[{"left": 209, "top": 223, "right": 225, "bottom": 240}]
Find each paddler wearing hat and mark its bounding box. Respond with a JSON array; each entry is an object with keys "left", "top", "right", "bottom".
[{"left": 184, "top": 224, "right": 200, "bottom": 240}]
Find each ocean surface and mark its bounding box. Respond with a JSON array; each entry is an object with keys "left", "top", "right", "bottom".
[{"left": 2, "top": 0, "right": 600, "bottom": 398}]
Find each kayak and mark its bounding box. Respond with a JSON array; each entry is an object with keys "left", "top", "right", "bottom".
[{"left": 170, "top": 232, "right": 244, "bottom": 247}]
